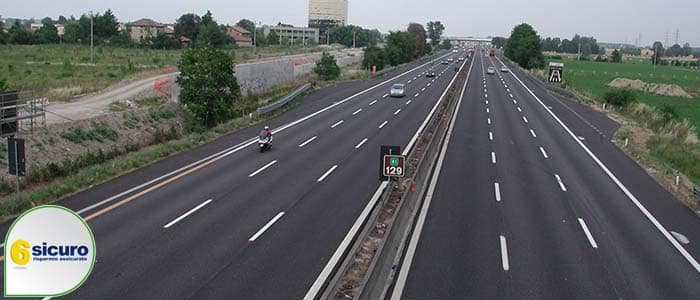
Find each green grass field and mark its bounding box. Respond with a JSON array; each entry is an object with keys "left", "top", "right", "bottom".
[
  {"left": 0, "top": 44, "right": 182, "bottom": 101},
  {"left": 0, "top": 44, "right": 334, "bottom": 101},
  {"left": 547, "top": 56, "right": 700, "bottom": 132}
]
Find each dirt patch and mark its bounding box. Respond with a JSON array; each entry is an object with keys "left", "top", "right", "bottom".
[{"left": 608, "top": 78, "right": 693, "bottom": 98}]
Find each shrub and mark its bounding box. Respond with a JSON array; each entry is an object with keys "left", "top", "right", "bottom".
[
  {"left": 604, "top": 89, "right": 636, "bottom": 107},
  {"left": 314, "top": 51, "right": 341, "bottom": 81}
]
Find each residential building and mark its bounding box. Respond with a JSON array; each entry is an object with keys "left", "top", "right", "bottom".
[
  {"left": 640, "top": 47, "right": 655, "bottom": 57},
  {"left": 29, "top": 23, "right": 43, "bottom": 32},
  {"left": 308, "top": 0, "right": 347, "bottom": 42},
  {"left": 55, "top": 24, "right": 64, "bottom": 36},
  {"left": 226, "top": 26, "right": 253, "bottom": 47},
  {"left": 263, "top": 25, "right": 319, "bottom": 45},
  {"left": 126, "top": 18, "right": 165, "bottom": 42}
]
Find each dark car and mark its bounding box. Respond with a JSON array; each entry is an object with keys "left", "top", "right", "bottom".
[{"left": 426, "top": 71, "right": 436, "bottom": 77}]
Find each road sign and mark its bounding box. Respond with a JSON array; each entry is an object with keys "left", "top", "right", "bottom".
[
  {"left": 548, "top": 62, "right": 563, "bottom": 83},
  {"left": 380, "top": 145, "right": 401, "bottom": 181},
  {"left": 8, "top": 137, "right": 25, "bottom": 177},
  {"left": 0, "top": 91, "right": 19, "bottom": 137},
  {"left": 382, "top": 155, "right": 405, "bottom": 178}
]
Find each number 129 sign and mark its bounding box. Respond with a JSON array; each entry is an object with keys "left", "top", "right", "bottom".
[{"left": 383, "top": 155, "right": 406, "bottom": 177}]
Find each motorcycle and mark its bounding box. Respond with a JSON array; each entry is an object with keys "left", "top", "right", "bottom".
[{"left": 258, "top": 135, "right": 272, "bottom": 152}]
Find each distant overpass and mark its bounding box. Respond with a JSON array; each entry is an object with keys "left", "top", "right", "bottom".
[{"left": 444, "top": 36, "right": 492, "bottom": 43}]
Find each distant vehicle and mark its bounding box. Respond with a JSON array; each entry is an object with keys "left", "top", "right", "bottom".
[
  {"left": 458, "top": 57, "right": 465, "bottom": 61},
  {"left": 501, "top": 66, "right": 509, "bottom": 73},
  {"left": 452, "top": 49, "right": 459, "bottom": 53},
  {"left": 426, "top": 71, "right": 436, "bottom": 77},
  {"left": 441, "top": 59, "right": 449, "bottom": 65},
  {"left": 448, "top": 58, "right": 454, "bottom": 62},
  {"left": 487, "top": 67, "right": 495, "bottom": 74},
  {"left": 390, "top": 83, "right": 406, "bottom": 97},
  {"left": 489, "top": 49, "right": 496, "bottom": 56}
]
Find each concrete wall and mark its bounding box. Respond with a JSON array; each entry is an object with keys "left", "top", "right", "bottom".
[{"left": 235, "top": 49, "right": 363, "bottom": 95}]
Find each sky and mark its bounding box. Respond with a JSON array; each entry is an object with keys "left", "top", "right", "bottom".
[{"left": 1, "top": 0, "right": 699, "bottom": 47}]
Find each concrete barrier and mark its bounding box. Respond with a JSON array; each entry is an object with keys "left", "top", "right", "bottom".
[{"left": 235, "top": 49, "right": 363, "bottom": 95}]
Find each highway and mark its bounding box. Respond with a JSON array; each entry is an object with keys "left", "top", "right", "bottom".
[
  {"left": 0, "top": 51, "right": 468, "bottom": 298},
  {"left": 391, "top": 50, "right": 700, "bottom": 299}
]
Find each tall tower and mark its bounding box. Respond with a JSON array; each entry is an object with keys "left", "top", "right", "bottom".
[{"left": 308, "top": 0, "right": 348, "bottom": 43}]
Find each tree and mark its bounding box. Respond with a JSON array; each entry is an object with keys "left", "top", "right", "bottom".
[
  {"left": 651, "top": 41, "right": 664, "bottom": 64},
  {"left": 35, "top": 22, "right": 59, "bottom": 44},
  {"left": 407, "top": 23, "right": 426, "bottom": 58},
  {"left": 611, "top": 49, "right": 622, "bottom": 63},
  {"left": 314, "top": 52, "right": 341, "bottom": 81},
  {"left": 492, "top": 37, "right": 508, "bottom": 49},
  {"left": 504, "top": 23, "right": 544, "bottom": 69},
  {"left": 149, "top": 32, "right": 181, "bottom": 50},
  {"left": 363, "top": 45, "right": 386, "bottom": 71},
  {"left": 667, "top": 44, "right": 682, "bottom": 57},
  {"left": 266, "top": 30, "right": 280, "bottom": 45},
  {"left": 327, "top": 25, "right": 379, "bottom": 48},
  {"left": 96, "top": 9, "right": 119, "bottom": 38},
  {"left": 177, "top": 46, "right": 240, "bottom": 127},
  {"left": 175, "top": 13, "right": 202, "bottom": 41},
  {"left": 426, "top": 21, "right": 445, "bottom": 46},
  {"left": 425, "top": 43, "right": 433, "bottom": 55},
  {"left": 235, "top": 19, "right": 255, "bottom": 34},
  {"left": 197, "top": 22, "right": 231, "bottom": 48},
  {"left": 9, "top": 24, "right": 34, "bottom": 44},
  {"left": 385, "top": 31, "right": 416, "bottom": 66},
  {"left": 682, "top": 43, "right": 693, "bottom": 57},
  {"left": 441, "top": 39, "right": 451, "bottom": 50}
]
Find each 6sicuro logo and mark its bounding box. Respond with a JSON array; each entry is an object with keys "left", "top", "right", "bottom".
[
  {"left": 10, "top": 239, "right": 90, "bottom": 265},
  {"left": 4, "top": 205, "right": 95, "bottom": 297}
]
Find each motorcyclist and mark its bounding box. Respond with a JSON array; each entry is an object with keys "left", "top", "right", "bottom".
[{"left": 259, "top": 126, "right": 272, "bottom": 142}]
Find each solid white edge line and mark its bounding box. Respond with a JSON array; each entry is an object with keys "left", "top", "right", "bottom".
[
  {"left": 494, "top": 182, "right": 501, "bottom": 202},
  {"left": 317, "top": 165, "right": 338, "bottom": 182},
  {"left": 391, "top": 58, "right": 472, "bottom": 300},
  {"left": 497, "top": 55, "right": 700, "bottom": 273},
  {"left": 69, "top": 52, "right": 451, "bottom": 221},
  {"left": 249, "top": 211, "right": 285, "bottom": 242},
  {"left": 163, "top": 199, "right": 213, "bottom": 228},
  {"left": 248, "top": 160, "right": 278, "bottom": 177},
  {"left": 540, "top": 147, "right": 549, "bottom": 159},
  {"left": 555, "top": 174, "right": 567, "bottom": 191},
  {"left": 299, "top": 136, "right": 318, "bottom": 148},
  {"left": 578, "top": 218, "right": 599, "bottom": 249},
  {"left": 331, "top": 120, "right": 344, "bottom": 128},
  {"left": 500, "top": 235, "right": 510, "bottom": 271},
  {"left": 379, "top": 121, "right": 388, "bottom": 129},
  {"left": 352, "top": 108, "right": 362, "bottom": 115},
  {"left": 355, "top": 138, "right": 368, "bottom": 149}
]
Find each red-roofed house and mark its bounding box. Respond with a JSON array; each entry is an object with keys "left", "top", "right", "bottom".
[{"left": 226, "top": 26, "right": 253, "bottom": 47}]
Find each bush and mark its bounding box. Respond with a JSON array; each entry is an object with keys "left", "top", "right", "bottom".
[
  {"left": 604, "top": 89, "right": 636, "bottom": 107},
  {"left": 314, "top": 51, "right": 341, "bottom": 81}
]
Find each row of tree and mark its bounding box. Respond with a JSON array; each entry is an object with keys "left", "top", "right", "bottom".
[
  {"left": 541, "top": 35, "right": 603, "bottom": 56},
  {"left": 362, "top": 21, "right": 449, "bottom": 72}
]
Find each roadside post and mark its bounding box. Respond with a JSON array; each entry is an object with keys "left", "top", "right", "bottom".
[{"left": 7, "top": 137, "right": 26, "bottom": 201}]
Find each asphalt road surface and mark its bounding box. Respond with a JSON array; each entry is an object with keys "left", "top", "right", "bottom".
[
  {"left": 0, "top": 51, "right": 467, "bottom": 299},
  {"left": 391, "top": 50, "right": 700, "bottom": 299}
]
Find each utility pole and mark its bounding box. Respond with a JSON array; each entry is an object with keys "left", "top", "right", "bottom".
[
  {"left": 90, "top": 11, "right": 94, "bottom": 64},
  {"left": 253, "top": 22, "right": 256, "bottom": 55},
  {"left": 577, "top": 40, "right": 581, "bottom": 60},
  {"left": 327, "top": 30, "right": 330, "bottom": 45},
  {"left": 352, "top": 30, "right": 356, "bottom": 48}
]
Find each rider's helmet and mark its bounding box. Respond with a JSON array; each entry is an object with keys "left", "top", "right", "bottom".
[{"left": 264, "top": 126, "right": 270, "bottom": 130}]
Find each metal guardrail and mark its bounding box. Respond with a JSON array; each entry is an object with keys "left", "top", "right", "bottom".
[
  {"left": 368, "top": 50, "right": 449, "bottom": 79},
  {"left": 255, "top": 83, "right": 312, "bottom": 115}
]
